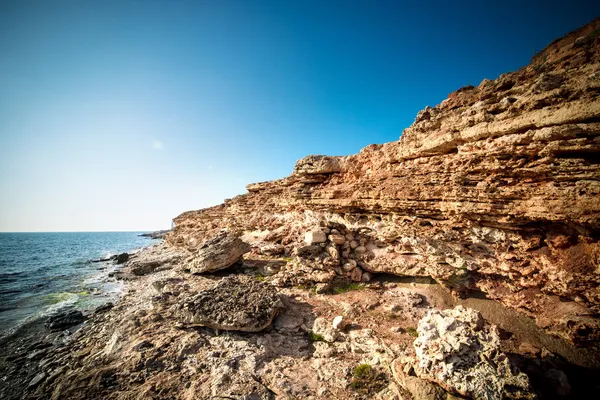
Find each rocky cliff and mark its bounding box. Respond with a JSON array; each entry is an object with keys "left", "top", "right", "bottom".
[{"left": 166, "top": 20, "right": 600, "bottom": 347}]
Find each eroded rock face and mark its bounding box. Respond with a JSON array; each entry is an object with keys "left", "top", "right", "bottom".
[
  {"left": 166, "top": 20, "right": 600, "bottom": 344},
  {"left": 414, "top": 306, "right": 534, "bottom": 400},
  {"left": 174, "top": 275, "right": 284, "bottom": 331},
  {"left": 187, "top": 232, "right": 250, "bottom": 274},
  {"left": 294, "top": 155, "right": 343, "bottom": 175}
]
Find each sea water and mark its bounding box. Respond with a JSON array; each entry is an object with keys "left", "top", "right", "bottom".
[{"left": 0, "top": 232, "right": 154, "bottom": 337}]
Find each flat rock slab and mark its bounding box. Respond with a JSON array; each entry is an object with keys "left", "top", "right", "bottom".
[
  {"left": 188, "top": 232, "right": 250, "bottom": 274},
  {"left": 175, "top": 275, "right": 284, "bottom": 332},
  {"left": 125, "top": 243, "right": 185, "bottom": 276}
]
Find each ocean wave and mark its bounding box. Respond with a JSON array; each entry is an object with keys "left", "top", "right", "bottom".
[
  {"left": 42, "top": 292, "right": 79, "bottom": 315},
  {"left": 0, "top": 272, "right": 25, "bottom": 283},
  {"left": 0, "top": 289, "right": 22, "bottom": 295}
]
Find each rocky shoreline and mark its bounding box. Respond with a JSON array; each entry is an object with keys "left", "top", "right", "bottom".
[
  {"left": 2, "top": 19, "right": 600, "bottom": 400},
  {"left": 1, "top": 236, "right": 598, "bottom": 399}
]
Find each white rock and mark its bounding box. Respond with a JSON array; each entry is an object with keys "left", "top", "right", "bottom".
[
  {"left": 312, "top": 317, "right": 339, "bottom": 342},
  {"left": 414, "top": 306, "right": 534, "bottom": 399},
  {"left": 305, "top": 230, "right": 327, "bottom": 245},
  {"left": 332, "top": 315, "right": 345, "bottom": 330}
]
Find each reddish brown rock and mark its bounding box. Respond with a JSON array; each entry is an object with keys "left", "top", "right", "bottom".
[{"left": 166, "top": 20, "right": 600, "bottom": 345}]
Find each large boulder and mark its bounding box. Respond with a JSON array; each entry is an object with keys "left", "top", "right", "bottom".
[
  {"left": 413, "top": 306, "right": 535, "bottom": 400},
  {"left": 175, "top": 275, "right": 284, "bottom": 332},
  {"left": 188, "top": 232, "right": 250, "bottom": 274}
]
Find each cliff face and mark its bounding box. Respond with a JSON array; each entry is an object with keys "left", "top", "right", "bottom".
[{"left": 166, "top": 21, "right": 600, "bottom": 346}]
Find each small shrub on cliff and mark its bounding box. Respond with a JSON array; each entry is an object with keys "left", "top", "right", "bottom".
[
  {"left": 255, "top": 274, "right": 265, "bottom": 282},
  {"left": 350, "top": 363, "right": 387, "bottom": 393},
  {"left": 308, "top": 331, "right": 325, "bottom": 342},
  {"left": 353, "top": 364, "right": 371, "bottom": 379},
  {"left": 405, "top": 327, "right": 418, "bottom": 337},
  {"left": 333, "top": 283, "right": 364, "bottom": 294}
]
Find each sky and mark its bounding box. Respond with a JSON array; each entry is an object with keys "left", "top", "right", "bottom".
[{"left": 1, "top": 0, "right": 599, "bottom": 232}]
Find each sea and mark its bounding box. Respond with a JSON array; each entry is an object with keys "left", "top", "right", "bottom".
[{"left": 0, "top": 232, "right": 155, "bottom": 339}]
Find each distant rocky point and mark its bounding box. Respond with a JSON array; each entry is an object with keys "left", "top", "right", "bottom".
[{"left": 138, "top": 229, "right": 171, "bottom": 239}]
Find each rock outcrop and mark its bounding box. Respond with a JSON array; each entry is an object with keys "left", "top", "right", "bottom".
[
  {"left": 174, "top": 274, "right": 283, "bottom": 331},
  {"left": 413, "top": 306, "right": 534, "bottom": 399},
  {"left": 186, "top": 231, "right": 250, "bottom": 274},
  {"left": 166, "top": 20, "right": 600, "bottom": 346},
  {"left": 123, "top": 243, "right": 185, "bottom": 276}
]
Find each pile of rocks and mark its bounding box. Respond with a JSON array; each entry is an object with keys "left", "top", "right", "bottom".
[{"left": 296, "top": 224, "right": 376, "bottom": 283}]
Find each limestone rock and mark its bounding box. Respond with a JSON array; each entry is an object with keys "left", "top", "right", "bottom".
[
  {"left": 175, "top": 275, "right": 284, "bottom": 332},
  {"left": 294, "top": 155, "right": 342, "bottom": 175},
  {"left": 126, "top": 243, "right": 184, "bottom": 275},
  {"left": 312, "top": 317, "right": 339, "bottom": 342},
  {"left": 305, "top": 230, "right": 327, "bottom": 245},
  {"left": 187, "top": 232, "right": 250, "bottom": 274},
  {"left": 413, "top": 306, "right": 535, "bottom": 400},
  {"left": 328, "top": 233, "right": 346, "bottom": 245},
  {"left": 332, "top": 315, "right": 346, "bottom": 330}
]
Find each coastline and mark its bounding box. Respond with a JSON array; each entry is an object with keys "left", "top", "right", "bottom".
[
  {"left": 3, "top": 240, "right": 598, "bottom": 399},
  {"left": 0, "top": 238, "right": 161, "bottom": 400},
  {"left": 2, "top": 18, "right": 600, "bottom": 400}
]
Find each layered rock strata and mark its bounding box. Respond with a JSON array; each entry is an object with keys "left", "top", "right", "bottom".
[{"left": 166, "top": 20, "right": 600, "bottom": 345}]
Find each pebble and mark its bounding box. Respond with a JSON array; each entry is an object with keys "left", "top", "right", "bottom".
[
  {"left": 332, "top": 316, "right": 345, "bottom": 330},
  {"left": 28, "top": 372, "right": 47, "bottom": 389}
]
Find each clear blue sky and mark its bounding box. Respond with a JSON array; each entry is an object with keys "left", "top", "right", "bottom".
[{"left": 1, "top": 0, "right": 598, "bottom": 232}]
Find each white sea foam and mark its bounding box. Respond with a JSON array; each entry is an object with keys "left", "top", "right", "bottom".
[{"left": 42, "top": 293, "right": 79, "bottom": 316}]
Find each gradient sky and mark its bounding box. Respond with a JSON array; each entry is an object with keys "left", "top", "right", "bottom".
[{"left": 1, "top": 0, "right": 599, "bottom": 232}]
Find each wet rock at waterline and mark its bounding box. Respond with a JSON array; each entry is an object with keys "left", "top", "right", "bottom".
[{"left": 45, "top": 310, "right": 85, "bottom": 331}]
